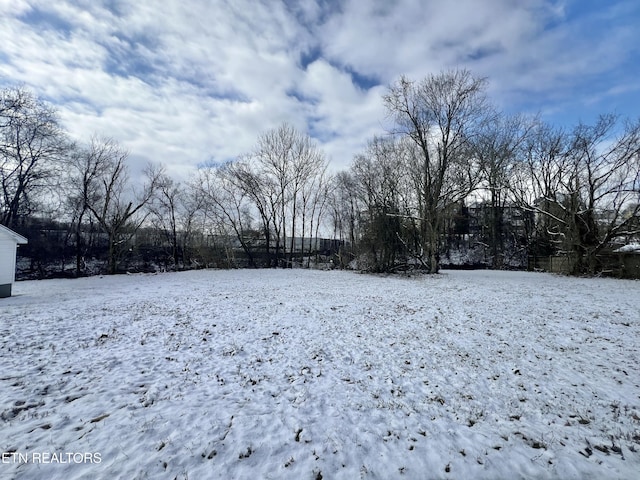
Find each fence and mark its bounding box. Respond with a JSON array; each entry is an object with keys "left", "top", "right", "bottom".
[{"left": 529, "top": 253, "right": 640, "bottom": 279}]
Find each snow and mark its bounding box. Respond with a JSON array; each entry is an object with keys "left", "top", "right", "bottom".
[
  {"left": 614, "top": 243, "right": 640, "bottom": 253},
  {"left": 1, "top": 269, "right": 639, "bottom": 480}
]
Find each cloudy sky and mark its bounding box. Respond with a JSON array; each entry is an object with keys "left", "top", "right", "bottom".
[{"left": 1, "top": 0, "right": 638, "bottom": 178}]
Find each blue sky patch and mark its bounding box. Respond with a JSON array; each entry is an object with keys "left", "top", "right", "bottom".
[{"left": 19, "top": 7, "right": 74, "bottom": 38}]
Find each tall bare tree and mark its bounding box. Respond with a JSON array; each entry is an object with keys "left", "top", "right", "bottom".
[
  {"left": 249, "top": 123, "right": 327, "bottom": 267},
  {"left": 350, "top": 136, "right": 416, "bottom": 271},
  {"left": 300, "top": 163, "right": 330, "bottom": 266},
  {"left": 510, "top": 115, "right": 640, "bottom": 274},
  {"left": 329, "top": 171, "right": 361, "bottom": 268},
  {"left": 148, "top": 172, "right": 186, "bottom": 268},
  {"left": 560, "top": 115, "right": 640, "bottom": 273},
  {"left": 384, "top": 69, "right": 490, "bottom": 272},
  {"left": 78, "top": 138, "right": 161, "bottom": 274},
  {"left": 196, "top": 161, "right": 259, "bottom": 267},
  {"left": 474, "top": 113, "right": 533, "bottom": 267},
  {"left": 66, "top": 137, "right": 112, "bottom": 275},
  {"left": 1, "top": 87, "right": 70, "bottom": 227}
]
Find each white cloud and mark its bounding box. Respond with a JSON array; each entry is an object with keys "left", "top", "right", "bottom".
[
  {"left": 0, "top": 0, "right": 638, "bottom": 179},
  {"left": 296, "top": 59, "right": 387, "bottom": 167},
  {"left": 0, "top": 0, "right": 31, "bottom": 15}
]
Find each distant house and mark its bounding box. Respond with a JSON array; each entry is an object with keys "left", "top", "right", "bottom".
[{"left": 0, "top": 225, "right": 28, "bottom": 298}]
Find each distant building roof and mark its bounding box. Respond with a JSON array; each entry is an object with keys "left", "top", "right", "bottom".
[{"left": 613, "top": 243, "right": 640, "bottom": 254}]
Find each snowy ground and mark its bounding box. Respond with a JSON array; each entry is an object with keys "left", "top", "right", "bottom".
[{"left": 1, "top": 269, "right": 639, "bottom": 480}]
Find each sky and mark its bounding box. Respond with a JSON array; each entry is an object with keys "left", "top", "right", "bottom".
[{"left": 1, "top": 0, "right": 639, "bottom": 179}]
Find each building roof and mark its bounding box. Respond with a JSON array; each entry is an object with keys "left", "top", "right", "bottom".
[
  {"left": 613, "top": 243, "right": 640, "bottom": 254},
  {"left": 0, "top": 224, "right": 28, "bottom": 244}
]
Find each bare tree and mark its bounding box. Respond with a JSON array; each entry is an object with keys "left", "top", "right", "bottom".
[
  {"left": 290, "top": 140, "right": 328, "bottom": 267},
  {"left": 195, "top": 161, "right": 259, "bottom": 267},
  {"left": 508, "top": 121, "right": 573, "bottom": 263},
  {"left": 66, "top": 137, "right": 113, "bottom": 275},
  {"left": 560, "top": 115, "right": 640, "bottom": 273},
  {"left": 384, "top": 69, "right": 490, "bottom": 272},
  {"left": 300, "top": 164, "right": 330, "bottom": 266},
  {"left": 511, "top": 115, "right": 640, "bottom": 274},
  {"left": 474, "top": 113, "right": 533, "bottom": 267},
  {"left": 329, "top": 171, "right": 360, "bottom": 268},
  {"left": 351, "top": 136, "right": 414, "bottom": 271},
  {"left": 1, "top": 86, "right": 70, "bottom": 227},
  {"left": 228, "top": 157, "right": 280, "bottom": 265},
  {"left": 196, "top": 125, "right": 330, "bottom": 268},
  {"left": 148, "top": 172, "right": 186, "bottom": 268},
  {"left": 177, "top": 180, "right": 206, "bottom": 267},
  {"left": 249, "top": 123, "right": 328, "bottom": 267},
  {"left": 79, "top": 138, "right": 162, "bottom": 274}
]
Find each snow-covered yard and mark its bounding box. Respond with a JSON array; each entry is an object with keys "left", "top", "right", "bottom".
[{"left": 1, "top": 269, "right": 639, "bottom": 479}]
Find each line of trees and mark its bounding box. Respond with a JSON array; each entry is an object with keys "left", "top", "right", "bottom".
[
  {"left": 196, "top": 124, "right": 330, "bottom": 268},
  {"left": 2, "top": 72, "right": 639, "bottom": 277},
  {"left": 335, "top": 71, "right": 639, "bottom": 274}
]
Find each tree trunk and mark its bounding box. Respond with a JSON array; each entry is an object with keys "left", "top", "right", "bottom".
[{"left": 108, "top": 232, "right": 117, "bottom": 274}]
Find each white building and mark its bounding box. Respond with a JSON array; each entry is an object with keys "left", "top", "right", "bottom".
[{"left": 0, "top": 225, "right": 28, "bottom": 298}]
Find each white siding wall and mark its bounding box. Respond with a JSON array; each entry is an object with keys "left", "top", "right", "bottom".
[{"left": 0, "top": 237, "right": 18, "bottom": 284}]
